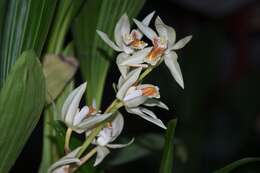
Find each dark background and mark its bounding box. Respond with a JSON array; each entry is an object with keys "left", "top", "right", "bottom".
[{"left": 11, "top": 0, "right": 260, "bottom": 172}]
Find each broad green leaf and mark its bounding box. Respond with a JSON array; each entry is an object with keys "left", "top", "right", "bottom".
[
  {"left": 43, "top": 54, "right": 79, "bottom": 104},
  {"left": 213, "top": 158, "right": 260, "bottom": 173},
  {"left": 159, "top": 119, "right": 178, "bottom": 173},
  {"left": 0, "top": 50, "right": 45, "bottom": 173},
  {"left": 73, "top": 0, "right": 145, "bottom": 109},
  {"left": 0, "top": 0, "right": 58, "bottom": 87}
]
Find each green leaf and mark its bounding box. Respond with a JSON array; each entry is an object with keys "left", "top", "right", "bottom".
[
  {"left": 213, "top": 158, "right": 260, "bottom": 173},
  {"left": 46, "top": 0, "right": 85, "bottom": 53},
  {"left": 73, "top": 0, "right": 145, "bottom": 109},
  {"left": 0, "top": 0, "right": 58, "bottom": 87},
  {"left": 159, "top": 119, "right": 178, "bottom": 173},
  {"left": 0, "top": 50, "right": 45, "bottom": 173},
  {"left": 43, "top": 54, "right": 79, "bottom": 104}
]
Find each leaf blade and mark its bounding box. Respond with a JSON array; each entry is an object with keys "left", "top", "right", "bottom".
[
  {"left": 0, "top": 50, "right": 46, "bottom": 172},
  {"left": 159, "top": 119, "right": 178, "bottom": 173},
  {"left": 213, "top": 158, "right": 260, "bottom": 173}
]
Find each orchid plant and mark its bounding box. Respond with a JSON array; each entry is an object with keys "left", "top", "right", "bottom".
[{"left": 48, "top": 12, "right": 192, "bottom": 173}]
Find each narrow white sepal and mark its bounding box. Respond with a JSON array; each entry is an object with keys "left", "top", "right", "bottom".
[
  {"left": 126, "top": 107, "right": 167, "bottom": 129},
  {"left": 116, "top": 53, "right": 130, "bottom": 78},
  {"left": 141, "top": 11, "right": 155, "bottom": 26},
  {"left": 133, "top": 19, "right": 158, "bottom": 41},
  {"left": 97, "top": 30, "right": 122, "bottom": 51},
  {"left": 62, "top": 82, "right": 87, "bottom": 125},
  {"left": 116, "top": 67, "right": 142, "bottom": 100},
  {"left": 75, "top": 113, "right": 112, "bottom": 134},
  {"left": 48, "top": 147, "right": 81, "bottom": 173},
  {"left": 120, "top": 47, "right": 152, "bottom": 66},
  {"left": 107, "top": 138, "right": 135, "bottom": 149},
  {"left": 164, "top": 52, "right": 184, "bottom": 89},
  {"left": 171, "top": 35, "right": 192, "bottom": 50},
  {"left": 144, "top": 99, "right": 169, "bottom": 110},
  {"left": 94, "top": 146, "right": 110, "bottom": 166}
]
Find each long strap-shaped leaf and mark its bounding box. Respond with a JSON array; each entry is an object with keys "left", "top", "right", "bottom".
[
  {"left": 0, "top": 0, "right": 58, "bottom": 87},
  {"left": 0, "top": 50, "right": 46, "bottom": 173},
  {"left": 73, "top": 0, "right": 145, "bottom": 109},
  {"left": 159, "top": 119, "right": 178, "bottom": 173},
  {"left": 213, "top": 157, "right": 260, "bottom": 173}
]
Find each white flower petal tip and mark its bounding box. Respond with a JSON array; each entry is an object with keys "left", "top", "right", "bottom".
[
  {"left": 48, "top": 147, "right": 81, "bottom": 173},
  {"left": 106, "top": 138, "right": 135, "bottom": 149},
  {"left": 133, "top": 19, "right": 157, "bottom": 41},
  {"left": 164, "top": 52, "right": 184, "bottom": 89},
  {"left": 94, "top": 146, "right": 110, "bottom": 167},
  {"left": 61, "top": 82, "right": 87, "bottom": 125},
  {"left": 141, "top": 11, "right": 156, "bottom": 26},
  {"left": 172, "top": 35, "right": 192, "bottom": 50},
  {"left": 96, "top": 30, "right": 122, "bottom": 51}
]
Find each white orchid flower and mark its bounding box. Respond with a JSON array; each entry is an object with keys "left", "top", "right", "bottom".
[
  {"left": 116, "top": 68, "right": 168, "bottom": 129},
  {"left": 61, "top": 82, "right": 112, "bottom": 134},
  {"left": 88, "top": 112, "right": 134, "bottom": 166},
  {"left": 97, "top": 12, "right": 155, "bottom": 77},
  {"left": 132, "top": 16, "right": 192, "bottom": 88},
  {"left": 48, "top": 147, "right": 81, "bottom": 173}
]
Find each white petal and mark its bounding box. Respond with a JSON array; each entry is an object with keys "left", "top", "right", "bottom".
[
  {"left": 141, "top": 107, "right": 158, "bottom": 119},
  {"left": 126, "top": 107, "right": 167, "bottom": 129},
  {"left": 124, "top": 95, "right": 148, "bottom": 108},
  {"left": 155, "top": 16, "right": 168, "bottom": 39},
  {"left": 96, "top": 128, "right": 112, "bottom": 146},
  {"left": 155, "top": 16, "right": 176, "bottom": 47},
  {"left": 75, "top": 113, "right": 112, "bottom": 134},
  {"left": 133, "top": 19, "right": 158, "bottom": 41},
  {"left": 94, "top": 146, "right": 110, "bottom": 166},
  {"left": 124, "top": 88, "right": 142, "bottom": 101},
  {"left": 142, "top": 11, "right": 155, "bottom": 26},
  {"left": 109, "top": 112, "right": 124, "bottom": 142},
  {"left": 117, "top": 75, "right": 124, "bottom": 89},
  {"left": 107, "top": 138, "right": 135, "bottom": 148},
  {"left": 62, "top": 83, "right": 87, "bottom": 125},
  {"left": 120, "top": 47, "right": 152, "bottom": 66},
  {"left": 116, "top": 53, "right": 130, "bottom": 78},
  {"left": 144, "top": 99, "right": 169, "bottom": 110},
  {"left": 114, "top": 14, "right": 130, "bottom": 49},
  {"left": 48, "top": 147, "right": 81, "bottom": 173},
  {"left": 96, "top": 112, "right": 124, "bottom": 145},
  {"left": 97, "top": 30, "right": 122, "bottom": 51},
  {"left": 73, "top": 106, "right": 89, "bottom": 126},
  {"left": 171, "top": 35, "right": 192, "bottom": 50},
  {"left": 164, "top": 52, "right": 184, "bottom": 88},
  {"left": 116, "top": 67, "right": 142, "bottom": 100}
]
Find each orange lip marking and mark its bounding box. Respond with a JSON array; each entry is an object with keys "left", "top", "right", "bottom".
[{"left": 141, "top": 86, "right": 158, "bottom": 97}]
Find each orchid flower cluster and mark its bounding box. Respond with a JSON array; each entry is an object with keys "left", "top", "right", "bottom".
[{"left": 48, "top": 12, "right": 191, "bottom": 173}]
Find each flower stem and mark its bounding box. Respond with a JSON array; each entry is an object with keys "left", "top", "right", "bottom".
[
  {"left": 138, "top": 66, "right": 153, "bottom": 82},
  {"left": 76, "top": 99, "right": 123, "bottom": 158},
  {"left": 64, "top": 128, "right": 73, "bottom": 154},
  {"left": 71, "top": 147, "right": 98, "bottom": 173}
]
